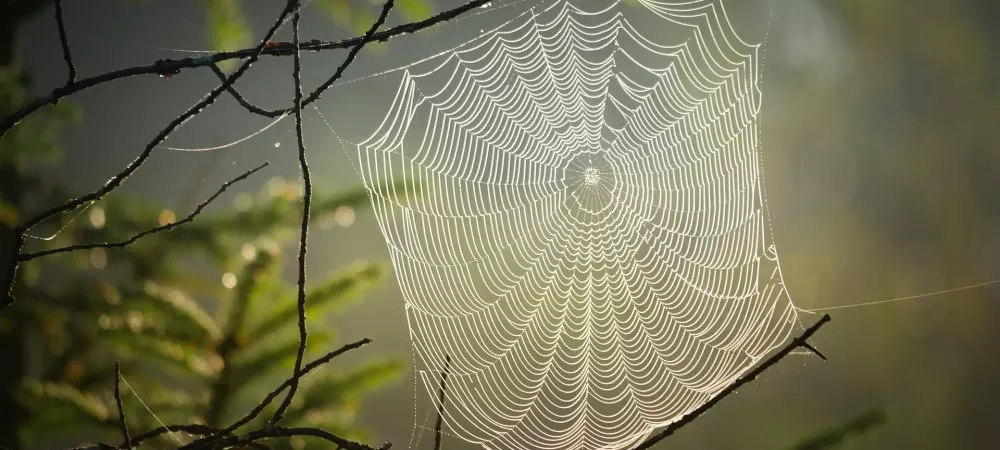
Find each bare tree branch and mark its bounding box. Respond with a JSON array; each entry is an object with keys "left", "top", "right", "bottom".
[
  {"left": 68, "top": 340, "right": 372, "bottom": 450},
  {"left": 1, "top": 1, "right": 296, "bottom": 306},
  {"left": 271, "top": 0, "right": 397, "bottom": 426},
  {"left": 434, "top": 355, "right": 452, "bottom": 450},
  {"left": 53, "top": 0, "right": 76, "bottom": 86},
  {"left": 213, "top": 0, "right": 400, "bottom": 120},
  {"left": 0, "top": 3, "right": 828, "bottom": 450},
  {"left": 0, "top": 0, "right": 492, "bottom": 136},
  {"left": 113, "top": 361, "right": 132, "bottom": 450},
  {"left": 631, "top": 314, "right": 832, "bottom": 450},
  {"left": 72, "top": 424, "right": 270, "bottom": 450},
  {"left": 270, "top": 0, "right": 312, "bottom": 426},
  {"left": 180, "top": 338, "right": 374, "bottom": 450},
  {"left": 294, "top": 0, "right": 398, "bottom": 115},
  {"left": 18, "top": 162, "right": 269, "bottom": 261},
  {"left": 191, "top": 426, "right": 381, "bottom": 450},
  {"left": 209, "top": 63, "right": 278, "bottom": 118}
]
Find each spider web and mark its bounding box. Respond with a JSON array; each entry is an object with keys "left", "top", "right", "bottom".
[{"left": 354, "top": 0, "right": 799, "bottom": 449}]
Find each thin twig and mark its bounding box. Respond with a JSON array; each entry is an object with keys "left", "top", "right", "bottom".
[
  {"left": 188, "top": 426, "right": 379, "bottom": 450},
  {"left": 216, "top": 0, "right": 398, "bottom": 119},
  {"left": 271, "top": 0, "right": 396, "bottom": 425},
  {"left": 270, "top": 1, "right": 311, "bottom": 426},
  {"left": 0, "top": 0, "right": 491, "bottom": 136},
  {"left": 295, "top": 0, "right": 397, "bottom": 114},
  {"left": 18, "top": 162, "right": 269, "bottom": 261},
  {"left": 76, "top": 341, "right": 371, "bottom": 450},
  {"left": 181, "top": 338, "right": 372, "bottom": 450},
  {"left": 54, "top": 0, "right": 77, "bottom": 85},
  {"left": 114, "top": 361, "right": 132, "bottom": 450},
  {"left": 73, "top": 424, "right": 270, "bottom": 450},
  {"left": 800, "top": 341, "right": 827, "bottom": 361},
  {"left": 209, "top": 63, "right": 276, "bottom": 117},
  {"left": 1, "top": 1, "right": 296, "bottom": 306},
  {"left": 4, "top": 2, "right": 485, "bottom": 450},
  {"left": 434, "top": 355, "right": 452, "bottom": 450},
  {"left": 631, "top": 314, "right": 832, "bottom": 450}
]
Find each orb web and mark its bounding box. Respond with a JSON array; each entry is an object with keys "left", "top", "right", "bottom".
[{"left": 355, "top": 0, "right": 799, "bottom": 449}]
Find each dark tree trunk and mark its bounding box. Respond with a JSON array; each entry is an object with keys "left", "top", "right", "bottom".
[
  {"left": 1, "top": 1, "right": 50, "bottom": 447},
  {"left": 0, "top": 14, "right": 27, "bottom": 449}
]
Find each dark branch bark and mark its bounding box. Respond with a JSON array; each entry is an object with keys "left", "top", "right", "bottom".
[
  {"left": 5, "top": 2, "right": 474, "bottom": 450},
  {"left": 190, "top": 426, "right": 381, "bottom": 450},
  {"left": 209, "top": 63, "right": 280, "bottom": 118},
  {"left": 0, "top": 2, "right": 822, "bottom": 450},
  {"left": 179, "top": 338, "right": 374, "bottom": 450},
  {"left": 53, "top": 0, "right": 75, "bottom": 85},
  {"left": 213, "top": 0, "right": 400, "bottom": 121},
  {"left": 72, "top": 424, "right": 270, "bottom": 450},
  {"left": 113, "top": 362, "right": 132, "bottom": 450},
  {"left": 0, "top": 0, "right": 491, "bottom": 136},
  {"left": 270, "top": 1, "right": 311, "bottom": 426},
  {"left": 1, "top": 0, "right": 296, "bottom": 307},
  {"left": 631, "top": 314, "right": 832, "bottom": 450},
  {"left": 434, "top": 355, "right": 452, "bottom": 450},
  {"left": 294, "top": 0, "right": 398, "bottom": 115},
  {"left": 272, "top": 0, "right": 396, "bottom": 426},
  {"left": 18, "top": 162, "right": 268, "bottom": 261}
]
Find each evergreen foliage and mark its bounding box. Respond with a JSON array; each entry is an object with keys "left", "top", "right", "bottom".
[
  {"left": 10, "top": 175, "right": 407, "bottom": 449},
  {"left": 1, "top": 4, "right": 421, "bottom": 446}
]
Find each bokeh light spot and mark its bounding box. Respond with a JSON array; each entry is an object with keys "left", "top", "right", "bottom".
[{"left": 222, "top": 272, "right": 237, "bottom": 289}]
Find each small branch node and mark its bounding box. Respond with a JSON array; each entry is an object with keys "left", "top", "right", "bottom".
[{"left": 799, "top": 341, "right": 828, "bottom": 361}]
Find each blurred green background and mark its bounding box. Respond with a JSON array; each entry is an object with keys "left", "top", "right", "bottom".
[{"left": 2, "top": 0, "right": 999, "bottom": 449}]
